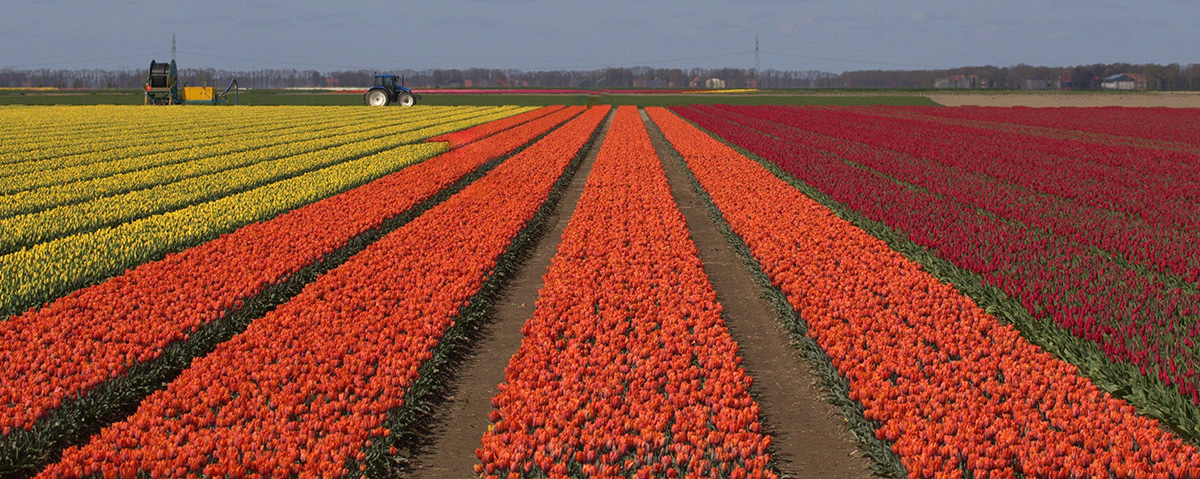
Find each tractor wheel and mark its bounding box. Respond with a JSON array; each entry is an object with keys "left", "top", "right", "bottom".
[
  {"left": 366, "top": 89, "right": 390, "bottom": 106},
  {"left": 397, "top": 93, "right": 415, "bottom": 107}
]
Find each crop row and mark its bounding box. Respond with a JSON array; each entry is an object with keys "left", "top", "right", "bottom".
[
  {"left": 35, "top": 105, "right": 610, "bottom": 479},
  {"left": 0, "top": 107, "right": 525, "bottom": 255},
  {"left": 476, "top": 106, "right": 774, "bottom": 479},
  {"left": 0, "top": 106, "right": 335, "bottom": 163},
  {"left": 0, "top": 105, "right": 581, "bottom": 478},
  {"left": 428, "top": 105, "right": 564, "bottom": 148},
  {"left": 675, "top": 105, "right": 1200, "bottom": 438},
  {"left": 649, "top": 106, "right": 1200, "bottom": 478},
  {"left": 711, "top": 105, "right": 1200, "bottom": 316},
  {"left": 0, "top": 106, "right": 510, "bottom": 218},
  {"left": 0, "top": 107, "right": 534, "bottom": 319},
  {"left": 0, "top": 107, "right": 365, "bottom": 183},
  {"left": 735, "top": 105, "right": 1200, "bottom": 259},
  {"left": 894, "top": 105, "right": 1200, "bottom": 148}
]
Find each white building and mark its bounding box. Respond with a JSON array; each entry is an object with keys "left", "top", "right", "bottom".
[{"left": 1101, "top": 73, "right": 1148, "bottom": 90}]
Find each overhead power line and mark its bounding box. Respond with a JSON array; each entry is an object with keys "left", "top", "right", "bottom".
[{"left": 1, "top": 51, "right": 167, "bottom": 70}]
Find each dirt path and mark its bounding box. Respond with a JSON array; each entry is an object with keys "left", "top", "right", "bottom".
[
  {"left": 408, "top": 111, "right": 613, "bottom": 479},
  {"left": 642, "top": 109, "right": 872, "bottom": 479}
]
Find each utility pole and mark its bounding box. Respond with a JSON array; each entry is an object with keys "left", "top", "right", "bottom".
[
  {"left": 752, "top": 34, "right": 760, "bottom": 88},
  {"left": 172, "top": 34, "right": 176, "bottom": 62},
  {"left": 754, "top": 34, "right": 760, "bottom": 76}
]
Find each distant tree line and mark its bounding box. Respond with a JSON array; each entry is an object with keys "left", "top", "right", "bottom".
[
  {"left": 0, "top": 66, "right": 838, "bottom": 90},
  {"left": 2, "top": 63, "right": 1198, "bottom": 90},
  {"left": 839, "top": 63, "right": 1200, "bottom": 90}
]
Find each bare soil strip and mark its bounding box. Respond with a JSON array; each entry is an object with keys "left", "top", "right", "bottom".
[
  {"left": 408, "top": 111, "right": 614, "bottom": 479},
  {"left": 641, "top": 109, "right": 872, "bottom": 479}
]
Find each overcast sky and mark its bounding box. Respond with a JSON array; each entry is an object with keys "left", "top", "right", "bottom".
[{"left": 1, "top": 0, "right": 1197, "bottom": 73}]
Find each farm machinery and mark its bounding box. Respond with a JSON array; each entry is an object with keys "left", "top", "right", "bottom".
[
  {"left": 364, "top": 74, "right": 420, "bottom": 107},
  {"left": 144, "top": 59, "right": 239, "bottom": 105}
]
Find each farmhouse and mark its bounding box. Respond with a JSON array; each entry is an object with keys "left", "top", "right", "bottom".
[
  {"left": 689, "top": 77, "right": 727, "bottom": 89},
  {"left": 1101, "top": 73, "right": 1148, "bottom": 90}
]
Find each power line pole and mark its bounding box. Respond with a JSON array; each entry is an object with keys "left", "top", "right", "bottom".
[{"left": 755, "top": 34, "right": 760, "bottom": 75}]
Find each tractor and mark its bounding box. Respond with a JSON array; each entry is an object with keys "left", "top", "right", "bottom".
[{"left": 365, "top": 74, "right": 420, "bottom": 107}]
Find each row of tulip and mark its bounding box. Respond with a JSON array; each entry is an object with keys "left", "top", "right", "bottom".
[
  {"left": 475, "top": 106, "right": 775, "bottom": 479},
  {"left": 675, "top": 105, "right": 1200, "bottom": 438},
  {"left": 0, "top": 108, "right": 384, "bottom": 193},
  {"left": 0, "top": 106, "right": 310, "bottom": 164},
  {"left": 0, "top": 107, "right": 527, "bottom": 255},
  {"left": 847, "top": 105, "right": 1200, "bottom": 154},
  {"left": 0, "top": 105, "right": 582, "bottom": 476},
  {"left": 0, "top": 107, "right": 534, "bottom": 319},
  {"left": 429, "top": 105, "right": 564, "bottom": 148},
  {"left": 0, "top": 142, "right": 447, "bottom": 319},
  {"left": 649, "top": 106, "right": 1200, "bottom": 478},
  {"left": 705, "top": 105, "right": 1200, "bottom": 311},
  {"left": 34, "top": 105, "right": 610, "bottom": 479},
  {"left": 0, "top": 106, "right": 387, "bottom": 193},
  {"left": 894, "top": 105, "right": 1200, "bottom": 148},
  {"left": 731, "top": 105, "right": 1200, "bottom": 240},
  {"left": 0, "top": 106, "right": 510, "bottom": 218}
]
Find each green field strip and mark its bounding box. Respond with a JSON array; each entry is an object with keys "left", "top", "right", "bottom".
[
  {"left": 0, "top": 107, "right": 339, "bottom": 164},
  {"left": 0, "top": 107, "right": 533, "bottom": 255},
  {"left": 0, "top": 107, "right": 508, "bottom": 219},
  {"left": 0, "top": 106, "right": 467, "bottom": 191}
]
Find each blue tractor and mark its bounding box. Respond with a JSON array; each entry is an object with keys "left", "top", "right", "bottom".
[{"left": 365, "top": 74, "right": 420, "bottom": 107}]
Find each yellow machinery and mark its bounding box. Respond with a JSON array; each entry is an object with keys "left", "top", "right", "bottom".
[
  {"left": 144, "top": 59, "right": 238, "bottom": 105},
  {"left": 183, "top": 86, "right": 214, "bottom": 102}
]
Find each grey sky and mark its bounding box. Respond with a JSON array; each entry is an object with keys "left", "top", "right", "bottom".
[{"left": 2, "top": 0, "right": 1197, "bottom": 73}]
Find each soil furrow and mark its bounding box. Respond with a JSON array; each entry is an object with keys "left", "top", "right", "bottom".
[
  {"left": 642, "top": 108, "right": 871, "bottom": 479},
  {"left": 407, "top": 111, "right": 615, "bottom": 479}
]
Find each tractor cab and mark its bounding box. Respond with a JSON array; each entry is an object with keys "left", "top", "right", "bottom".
[
  {"left": 374, "top": 75, "right": 396, "bottom": 88},
  {"left": 365, "top": 74, "right": 419, "bottom": 107}
]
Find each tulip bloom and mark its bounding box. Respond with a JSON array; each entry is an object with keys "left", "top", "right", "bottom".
[{"left": 650, "top": 106, "right": 1200, "bottom": 478}]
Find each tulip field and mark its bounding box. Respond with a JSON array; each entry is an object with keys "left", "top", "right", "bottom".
[{"left": 3, "top": 102, "right": 1200, "bottom": 478}]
